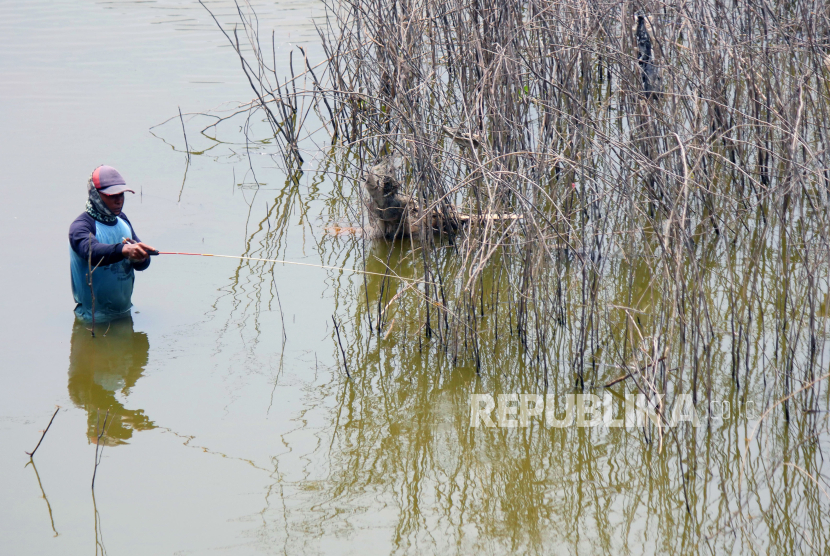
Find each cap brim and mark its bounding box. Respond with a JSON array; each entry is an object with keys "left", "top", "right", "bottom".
[{"left": 98, "top": 184, "right": 135, "bottom": 195}]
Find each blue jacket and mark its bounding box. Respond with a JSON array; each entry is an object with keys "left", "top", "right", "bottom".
[{"left": 69, "top": 212, "right": 150, "bottom": 321}]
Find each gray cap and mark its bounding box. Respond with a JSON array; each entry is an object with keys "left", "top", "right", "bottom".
[{"left": 92, "top": 165, "right": 135, "bottom": 195}]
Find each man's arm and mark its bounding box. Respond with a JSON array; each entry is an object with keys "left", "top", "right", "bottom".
[
  {"left": 120, "top": 213, "right": 151, "bottom": 271},
  {"left": 68, "top": 214, "right": 126, "bottom": 266}
]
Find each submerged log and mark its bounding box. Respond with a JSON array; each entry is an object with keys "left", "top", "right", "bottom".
[
  {"left": 362, "top": 160, "right": 519, "bottom": 240},
  {"left": 362, "top": 161, "right": 458, "bottom": 239}
]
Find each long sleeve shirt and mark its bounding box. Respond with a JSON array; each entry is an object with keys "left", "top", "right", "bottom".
[
  {"left": 69, "top": 212, "right": 151, "bottom": 270},
  {"left": 68, "top": 212, "right": 151, "bottom": 321}
]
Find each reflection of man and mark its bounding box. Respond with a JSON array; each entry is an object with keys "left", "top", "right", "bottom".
[
  {"left": 68, "top": 318, "right": 154, "bottom": 445},
  {"left": 69, "top": 165, "right": 155, "bottom": 321}
]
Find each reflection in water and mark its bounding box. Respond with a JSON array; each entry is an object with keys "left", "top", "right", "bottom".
[
  {"left": 217, "top": 215, "right": 830, "bottom": 553},
  {"left": 67, "top": 318, "right": 154, "bottom": 445},
  {"left": 26, "top": 460, "right": 58, "bottom": 537},
  {"left": 92, "top": 491, "right": 106, "bottom": 556},
  {"left": 195, "top": 144, "right": 830, "bottom": 552}
]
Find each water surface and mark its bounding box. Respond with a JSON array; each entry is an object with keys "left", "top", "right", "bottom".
[{"left": 1, "top": 1, "right": 829, "bottom": 554}]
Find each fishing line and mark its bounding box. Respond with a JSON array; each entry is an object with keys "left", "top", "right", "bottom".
[{"left": 154, "top": 251, "right": 437, "bottom": 285}]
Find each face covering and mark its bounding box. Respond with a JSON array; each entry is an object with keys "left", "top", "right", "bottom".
[{"left": 85, "top": 174, "right": 117, "bottom": 224}]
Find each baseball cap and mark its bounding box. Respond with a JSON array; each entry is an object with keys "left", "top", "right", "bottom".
[{"left": 92, "top": 165, "right": 135, "bottom": 195}]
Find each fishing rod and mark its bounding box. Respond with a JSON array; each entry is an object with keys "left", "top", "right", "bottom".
[{"left": 123, "top": 238, "right": 434, "bottom": 285}]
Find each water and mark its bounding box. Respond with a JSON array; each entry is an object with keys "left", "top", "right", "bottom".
[
  {"left": 0, "top": 1, "right": 337, "bottom": 553},
  {"left": 2, "top": 1, "right": 829, "bottom": 554}
]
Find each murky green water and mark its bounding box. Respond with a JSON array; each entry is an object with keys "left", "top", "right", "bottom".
[{"left": 2, "top": 1, "right": 829, "bottom": 554}]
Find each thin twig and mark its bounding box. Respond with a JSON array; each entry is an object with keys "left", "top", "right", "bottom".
[
  {"left": 25, "top": 406, "right": 60, "bottom": 458},
  {"left": 331, "top": 315, "right": 350, "bottom": 378},
  {"left": 91, "top": 408, "right": 112, "bottom": 490}
]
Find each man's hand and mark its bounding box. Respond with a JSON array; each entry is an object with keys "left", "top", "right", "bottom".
[{"left": 122, "top": 242, "right": 156, "bottom": 263}]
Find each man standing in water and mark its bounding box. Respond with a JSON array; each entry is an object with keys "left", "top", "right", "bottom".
[{"left": 69, "top": 165, "right": 155, "bottom": 321}]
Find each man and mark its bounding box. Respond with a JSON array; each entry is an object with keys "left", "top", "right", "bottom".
[{"left": 69, "top": 165, "right": 155, "bottom": 321}]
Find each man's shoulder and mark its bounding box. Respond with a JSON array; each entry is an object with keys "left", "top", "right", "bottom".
[
  {"left": 69, "top": 213, "right": 96, "bottom": 250},
  {"left": 70, "top": 212, "right": 95, "bottom": 232}
]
